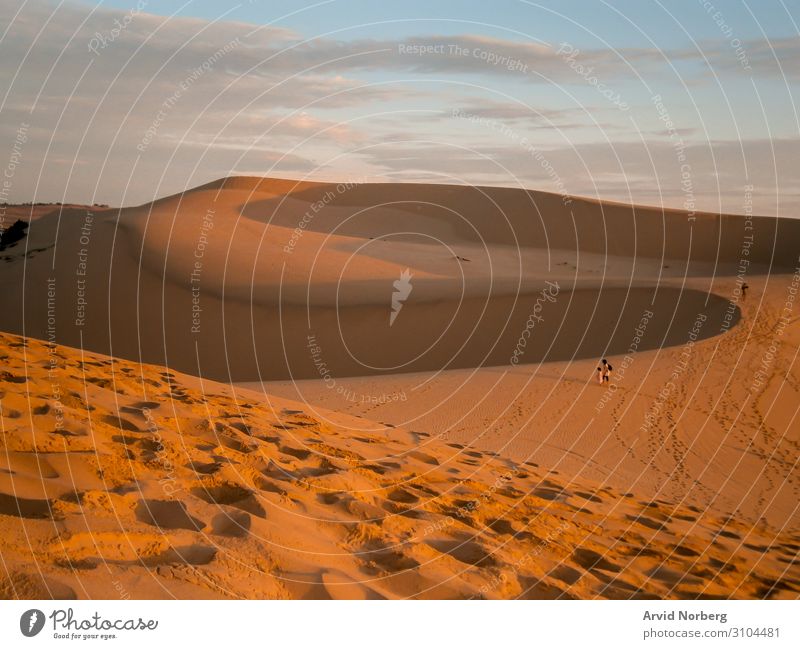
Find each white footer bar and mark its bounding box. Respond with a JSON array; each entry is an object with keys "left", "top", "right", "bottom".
[{"left": 1, "top": 600, "right": 796, "bottom": 648}]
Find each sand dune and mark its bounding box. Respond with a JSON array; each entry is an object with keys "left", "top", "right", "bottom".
[
  {"left": 1, "top": 332, "right": 797, "bottom": 599},
  {"left": 1, "top": 178, "right": 798, "bottom": 600},
  {"left": 1, "top": 176, "right": 795, "bottom": 382}
]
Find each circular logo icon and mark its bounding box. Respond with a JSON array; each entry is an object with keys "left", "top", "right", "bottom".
[{"left": 20, "top": 609, "right": 45, "bottom": 637}]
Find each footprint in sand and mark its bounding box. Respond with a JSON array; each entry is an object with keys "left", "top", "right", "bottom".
[
  {"left": 228, "top": 421, "right": 252, "bottom": 435},
  {"left": 427, "top": 538, "right": 497, "bottom": 568},
  {"left": 187, "top": 460, "right": 222, "bottom": 475},
  {"left": 360, "top": 549, "right": 420, "bottom": 575},
  {"left": 518, "top": 578, "right": 574, "bottom": 599},
  {"left": 211, "top": 510, "right": 251, "bottom": 537},
  {"left": 408, "top": 450, "right": 440, "bottom": 466},
  {"left": 387, "top": 488, "right": 419, "bottom": 504},
  {"left": 548, "top": 564, "right": 584, "bottom": 586},
  {"left": 625, "top": 514, "right": 668, "bottom": 532},
  {"left": 135, "top": 499, "right": 205, "bottom": 531},
  {"left": 253, "top": 476, "right": 286, "bottom": 496},
  {"left": 316, "top": 492, "right": 340, "bottom": 505},
  {"left": 575, "top": 490, "right": 603, "bottom": 503},
  {"left": 572, "top": 548, "right": 622, "bottom": 573},
  {"left": 486, "top": 518, "right": 516, "bottom": 535},
  {"left": 102, "top": 414, "right": 143, "bottom": 433},
  {"left": 145, "top": 545, "right": 218, "bottom": 567},
  {"left": 280, "top": 446, "right": 313, "bottom": 460},
  {"left": 0, "top": 492, "right": 54, "bottom": 519},
  {"left": 192, "top": 484, "right": 266, "bottom": 518}
]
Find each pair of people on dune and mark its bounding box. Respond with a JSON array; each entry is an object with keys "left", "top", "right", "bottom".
[{"left": 596, "top": 358, "right": 613, "bottom": 384}]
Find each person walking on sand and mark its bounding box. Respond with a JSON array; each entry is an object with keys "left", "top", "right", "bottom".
[
  {"left": 596, "top": 365, "right": 604, "bottom": 384},
  {"left": 601, "top": 358, "right": 613, "bottom": 382}
]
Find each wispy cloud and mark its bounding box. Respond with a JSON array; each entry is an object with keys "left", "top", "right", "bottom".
[{"left": 0, "top": 1, "right": 796, "bottom": 215}]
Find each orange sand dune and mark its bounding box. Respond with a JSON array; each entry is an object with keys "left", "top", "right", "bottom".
[
  {"left": 1, "top": 177, "right": 795, "bottom": 382},
  {"left": 1, "top": 179, "right": 797, "bottom": 600},
  {"left": 1, "top": 332, "right": 797, "bottom": 599}
]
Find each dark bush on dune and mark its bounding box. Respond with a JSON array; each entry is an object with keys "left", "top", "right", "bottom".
[{"left": 0, "top": 219, "right": 29, "bottom": 250}]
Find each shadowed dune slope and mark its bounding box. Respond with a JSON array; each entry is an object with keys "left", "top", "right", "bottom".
[{"left": 0, "top": 178, "right": 789, "bottom": 381}]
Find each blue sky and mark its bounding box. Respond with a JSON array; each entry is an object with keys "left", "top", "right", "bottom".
[
  {"left": 1, "top": 0, "right": 798, "bottom": 214},
  {"left": 94, "top": 0, "right": 798, "bottom": 46}
]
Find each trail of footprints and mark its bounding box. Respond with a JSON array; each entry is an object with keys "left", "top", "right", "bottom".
[
  {"left": 605, "top": 296, "right": 797, "bottom": 516},
  {"left": 0, "top": 333, "right": 798, "bottom": 599}
]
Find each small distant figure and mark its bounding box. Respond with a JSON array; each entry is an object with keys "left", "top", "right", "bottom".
[
  {"left": 601, "top": 358, "right": 613, "bottom": 383},
  {"left": 596, "top": 365, "right": 604, "bottom": 384},
  {"left": 741, "top": 283, "right": 749, "bottom": 299}
]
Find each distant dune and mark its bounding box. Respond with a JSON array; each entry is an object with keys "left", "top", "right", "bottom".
[{"left": 1, "top": 176, "right": 796, "bottom": 382}]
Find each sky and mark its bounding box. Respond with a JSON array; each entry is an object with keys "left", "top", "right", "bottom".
[{"left": 0, "top": 0, "right": 798, "bottom": 215}]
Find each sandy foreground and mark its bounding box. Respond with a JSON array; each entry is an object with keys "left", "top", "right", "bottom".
[
  {"left": 0, "top": 177, "right": 798, "bottom": 599},
  {"left": 0, "top": 331, "right": 798, "bottom": 599}
]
